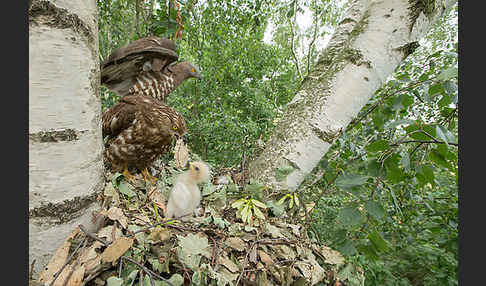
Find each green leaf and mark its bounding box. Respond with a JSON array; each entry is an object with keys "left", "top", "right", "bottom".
[
  {"left": 401, "top": 152, "right": 410, "bottom": 171},
  {"left": 266, "top": 201, "right": 285, "bottom": 217},
  {"left": 435, "top": 125, "right": 449, "bottom": 147},
  {"left": 276, "top": 194, "right": 289, "bottom": 205},
  {"left": 335, "top": 174, "right": 369, "bottom": 190},
  {"left": 368, "top": 231, "right": 390, "bottom": 252},
  {"left": 251, "top": 199, "right": 267, "bottom": 209},
  {"left": 231, "top": 198, "right": 247, "bottom": 209},
  {"left": 364, "top": 201, "right": 385, "bottom": 220},
  {"left": 275, "top": 165, "right": 294, "bottom": 182},
  {"left": 366, "top": 140, "right": 389, "bottom": 153},
  {"left": 419, "top": 165, "right": 435, "bottom": 185},
  {"left": 106, "top": 277, "right": 124, "bottom": 286},
  {"left": 202, "top": 183, "right": 217, "bottom": 196},
  {"left": 160, "top": 273, "right": 184, "bottom": 286},
  {"left": 437, "top": 67, "right": 458, "bottom": 81},
  {"left": 336, "top": 239, "right": 357, "bottom": 256},
  {"left": 429, "top": 149, "right": 453, "bottom": 170},
  {"left": 245, "top": 180, "right": 265, "bottom": 195},
  {"left": 428, "top": 83, "right": 444, "bottom": 97},
  {"left": 253, "top": 205, "right": 266, "bottom": 220},
  {"left": 336, "top": 207, "right": 364, "bottom": 228},
  {"left": 438, "top": 94, "right": 452, "bottom": 108},
  {"left": 111, "top": 172, "right": 123, "bottom": 187},
  {"left": 293, "top": 193, "right": 300, "bottom": 207},
  {"left": 118, "top": 181, "right": 137, "bottom": 198}
]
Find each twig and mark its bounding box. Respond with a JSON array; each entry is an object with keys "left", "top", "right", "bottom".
[
  {"left": 391, "top": 140, "right": 457, "bottom": 147},
  {"left": 235, "top": 241, "right": 257, "bottom": 286},
  {"left": 120, "top": 256, "right": 175, "bottom": 286},
  {"left": 236, "top": 237, "right": 298, "bottom": 285},
  {"left": 209, "top": 236, "right": 218, "bottom": 266},
  {"left": 130, "top": 214, "right": 191, "bottom": 235},
  {"left": 347, "top": 79, "right": 435, "bottom": 130},
  {"left": 29, "top": 259, "right": 36, "bottom": 281},
  {"left": 48, "top": 237, "right": 87, "bottom": 286},
  {"left": 78, "top": 224, "right": 109, "bottom": 246},
  {"left": 410, "top": 142, "right": 425, "bottom": 156},
  {"left": 288, "top": 0, "right": 303, "bottom": 81},
  {"left": 306, "top": 0, "right": 319, "bottom": 75}
]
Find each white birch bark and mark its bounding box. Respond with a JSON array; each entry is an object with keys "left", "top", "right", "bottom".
[
  {"left": 249, "top": 0, "right": 456, "bottom": 190},
  {"left": 29, "top": 0, "right": 104, "bottom": 275}
]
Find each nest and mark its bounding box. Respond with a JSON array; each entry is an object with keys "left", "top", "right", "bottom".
[{"left": 30, "top": 157, "right": 364, "bottom": 286}]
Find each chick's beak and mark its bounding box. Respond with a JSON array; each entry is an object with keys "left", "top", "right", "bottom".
[{"left": 185, "top": 160, "right": 192, "bottom": 169}]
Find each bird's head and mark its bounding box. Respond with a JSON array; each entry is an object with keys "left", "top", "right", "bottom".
[
  {"left": 166, "top": 107, "right": 187, "bottom": 140},
  {"left": 187, "top": 161, "right": 211, "bottom": 184},
  {"left": 181, "top": 62, "right": 202, "bottom": 80}
]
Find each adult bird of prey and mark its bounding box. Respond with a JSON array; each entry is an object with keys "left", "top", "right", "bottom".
[
  {"left": 101, "top": 36, "right": 202, "bottom": 103},
  {"left": 102, "top": 95, "right": 187, "bottom": 184}
]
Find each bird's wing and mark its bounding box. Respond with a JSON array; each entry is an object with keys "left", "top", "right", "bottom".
[
  {"left": 169, "top": 181, "right": 191, "bottom": 212},
  {"left": 101, "top": 37, "right": 178, "bottom": 97},
  {"left": 101, "top": 95, "right": 142, "bottom": 138}
]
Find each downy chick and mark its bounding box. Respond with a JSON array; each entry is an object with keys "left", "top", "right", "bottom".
[{"left": 166, "top": 161, "right": 210, "bottom": 220}]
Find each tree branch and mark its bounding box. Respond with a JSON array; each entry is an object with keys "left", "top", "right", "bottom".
[
  {"left": 391, "top": 140, "right": 457, "bottom": 147},
  {"left": 288, "top": 0, "right": 303, "bottom": 81},
  {"left": 306, "top": 0, "right": 319, "bottom": 75}
]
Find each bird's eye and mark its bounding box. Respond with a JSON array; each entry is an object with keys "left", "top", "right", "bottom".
[
  {"left": 195, "top": 167, "right": 199, "bottom": 171},
  {"left": 172, "top": 125, "right": 178, "bottom": 131},
  {"left": 191, "top": 68, "right": 195, "bottom": 73}
]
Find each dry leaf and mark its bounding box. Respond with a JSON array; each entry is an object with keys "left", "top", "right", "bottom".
[
  {"left": 249, "top": 246, "right": 258, "bottom": 264},
  {"left": 224, "top": 237, "right": 246, "bottom": 252},
  {"left": 97, "top": 225, "right": 123, "bottom": 244},
  {"left": 66, "top": 265, "right": 85, "bottom": 286},
  {"left": 218, "top": 255, "right": 239, "bottom": 273},
  {"left": 104, "top": 207, "right": 128, "bottom": 229},
  {"left": 101, "top": 237, "right": 134, "bottom": 263},
  {"left": 132, "top": 213, "right": 153, "bottom": 226},
  {"left": 174, "top": 139, "right": 189, "bottom": 169},
  {"left": 258, "top": 250, "right": 274, "bottom": 265},
  {"left": 38, "top": 228, "right": 80, "bottom": 283},
  {"left": 51, "top": 264, "right": 73, "bottom": 286},
  {"left": 148, "top": 187, "right": 166, "bottom": 211}
]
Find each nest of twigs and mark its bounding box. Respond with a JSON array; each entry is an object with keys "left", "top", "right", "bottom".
[{"left": 30, "top": 156, "right": 364, "bottom": 286}]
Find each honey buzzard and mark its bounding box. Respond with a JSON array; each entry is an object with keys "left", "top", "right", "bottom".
[
  {"left": 102, "top": 95, "right": 187, "bottom": 184},
  {"left": 101, "top": 36, "right": 201, "bottom": 102}
]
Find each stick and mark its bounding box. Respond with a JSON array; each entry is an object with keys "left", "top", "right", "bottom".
[
  {"left": 48, "top": 237, "right": 87, "bottom": 286},
  {"left": 78, "top": 224, "right": 109, "bottom": 246},
  {"left": 120, "top": 256, "right": 175, "bottom": 286}
]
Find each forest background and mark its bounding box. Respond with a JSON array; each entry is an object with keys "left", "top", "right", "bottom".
[{"left": 98, "top": 1, "right": 458, "bottom": 285}]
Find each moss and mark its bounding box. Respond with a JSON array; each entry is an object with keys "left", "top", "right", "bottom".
[
  {"left": 408, "top": 0, "right": 436, "bottom": 30},
  {"left": 349, "top": 10, "right": 370, "bottom": 38},
  {"left": 29, "top": 129, "right": 87, "bottom": 143},
  {"left": 29, "top": 0, "right": 96, "bottom": 53},
  {"left": 395, "top": 41, "right": 421, "bottom": 58},
  {"left": 29, "top": 191, "right": 101, "bottom": 224}
]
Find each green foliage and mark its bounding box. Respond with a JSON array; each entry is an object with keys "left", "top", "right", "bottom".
[{"left": 306, "top": 4, "right": 458, "bottom": 286}]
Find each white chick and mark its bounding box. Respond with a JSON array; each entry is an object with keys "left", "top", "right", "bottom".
[{"left": 166, "top": 161, "right": 210, "bottom": 220}]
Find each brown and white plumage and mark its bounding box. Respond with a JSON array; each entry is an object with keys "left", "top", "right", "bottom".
[
  {"left": 128, "top": 61, "right": 201, "bottom": 103},
  {"left": 102, "top": 95, "right": 187, "bottom": 181},
  {"left": 166, "top": 161, "right": 211, "bottom": 220},
  {"left": 101, "top": 36, "right": 201, "bottom": 101},
  {"left": 101, "top": 36, "right": 178, "bottom": 96}
]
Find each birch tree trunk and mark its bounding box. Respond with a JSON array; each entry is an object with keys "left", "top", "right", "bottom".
[
  {"left": 29, "top": 0, "right": 103, "bottom": 275},
  {"left": 249, "top": 0, "right": 456, "bottom": 190}
]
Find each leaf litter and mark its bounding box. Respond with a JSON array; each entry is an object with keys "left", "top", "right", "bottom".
[{"left": 32, "top": 156, "right": 363, "bottom": 286}]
